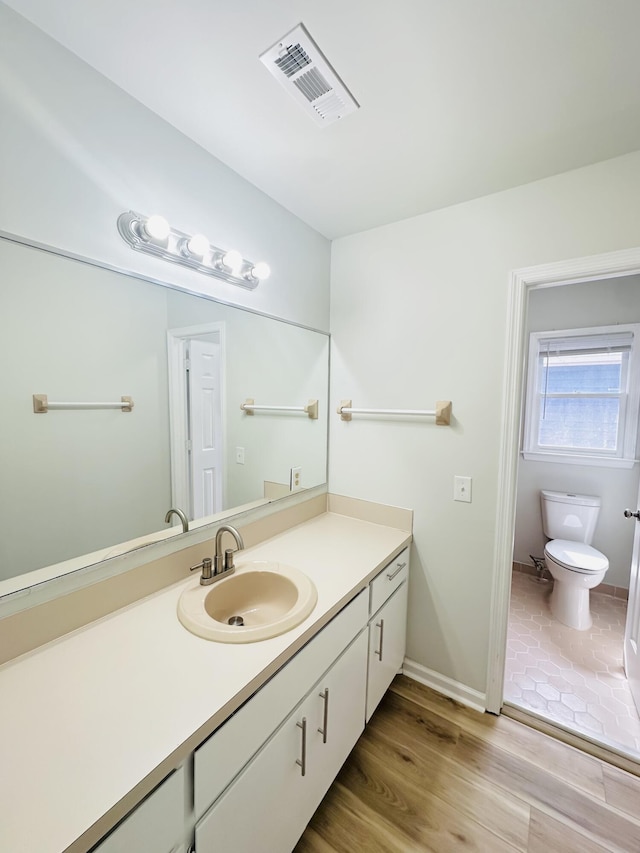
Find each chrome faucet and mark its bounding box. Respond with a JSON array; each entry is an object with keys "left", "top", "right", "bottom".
[
  {"left": 165, "top": 507, "right": 189, "bottom": 533},
  {"left": 190, "top": 524, "right": 245, "bottom": 586},
  {"left": 214, "top": 524, "right": 245, "bottom": 575}
]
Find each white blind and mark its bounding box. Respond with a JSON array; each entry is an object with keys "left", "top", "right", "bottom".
[{"left": 538, "top": 331, "right": 633, "bottom": 358}]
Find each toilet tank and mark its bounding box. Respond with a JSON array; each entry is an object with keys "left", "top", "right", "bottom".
[{"left": 540, "top": 490, "right": 601, "bottom": 544}]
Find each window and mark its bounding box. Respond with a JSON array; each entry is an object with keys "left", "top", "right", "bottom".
[{"left": 522, "top": 324, "right": 640, "bottom": 467}]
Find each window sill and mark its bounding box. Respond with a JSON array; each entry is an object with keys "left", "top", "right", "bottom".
[{"left": 521, "top": 451, "right": 638, "bottom": 469}]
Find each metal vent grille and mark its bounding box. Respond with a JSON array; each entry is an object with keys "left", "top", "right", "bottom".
[
  {"left": 293, "top": 68, "right": 332, "bottom": 102},
  {"left": 260, "top": 23, "right": 359, "bottom": 127},
  {"left": 274, "top": 43, "right": 311, "bottom": 77},
  {"left": 313, "top": 92, "right": 348, "bottom": 120}
]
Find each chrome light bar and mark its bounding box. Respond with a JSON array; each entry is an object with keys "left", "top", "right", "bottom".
[{"left": 117, "top": 211, "right": 270, "bottom": 290}]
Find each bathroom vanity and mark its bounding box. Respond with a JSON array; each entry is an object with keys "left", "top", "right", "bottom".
[{"left": 0, "top": 503, "right": 411, "bottom": 853}]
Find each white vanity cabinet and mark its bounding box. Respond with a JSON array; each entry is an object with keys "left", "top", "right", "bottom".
[
  {"left": 366, "top": 548, "right": 409, "bottom": 721},
  {"left": 193, "top": 590, "right": 369, "bottom": 853},
  {"left": 91, "top": 766, "right": 187, "bottom": 853},
  {"left": 195, "top": 630, "right": 368, "bottom": 853},
  {"left": 87, "top": 545, "right": 410, "bottom": 853},
  {"left": 192, "top": 549, "right": 410, "bottom": 853}
]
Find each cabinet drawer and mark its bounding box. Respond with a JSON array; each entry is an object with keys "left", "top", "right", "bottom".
[
  {"left": 194, "top": 588, "right": 368, "bottom": 818},
  {"left": 369, "top": 547, "right": 409, "bottom": 616}
]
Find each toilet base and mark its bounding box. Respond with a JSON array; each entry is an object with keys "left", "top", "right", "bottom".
[{"left": 550, "top": 581, "right": 592, "bottom": 631}]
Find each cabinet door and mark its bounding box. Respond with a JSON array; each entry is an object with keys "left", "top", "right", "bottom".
[
  {"left": 307, "top": 629, "right": 368, "bottom": 794},
  {"left": 195, "top": 632, "right": 368, "bottom": 853},
  {"left": 366, "top": 581, "right": 408, "bottom": 721}
]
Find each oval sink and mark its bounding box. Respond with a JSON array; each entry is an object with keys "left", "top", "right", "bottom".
[{"left": 177, "top": 561, "right": 318, "bottom": 643}]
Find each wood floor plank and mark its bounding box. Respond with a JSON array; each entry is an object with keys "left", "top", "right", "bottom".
[
  {"left": 374, "top": 686, "right": 614, "bottom": 850},
  {"left": 293, "top": 825, "right": 341, "bottom": 853},
  {"left": 456, "top": 729, "right": 640, "bottom": 852},
  {"left": 332, "top": 738, "right": 524, "bottom": 852},
  {"left": 367, "top": 687, "right": 461, "bottom": 754},
  {"left": 527, "top": 808, "right": 613, "bottom": 853},
  {"left": 360, "top": 706, "right": 530, "bottom": 850},
  {"left": 602, "top": 763, "right": 640, "bottom": 818},
  {"left": 297, "top": 780, "right": 417, "bottom": 853},
  {"left": 356, "top": 726, "right": 530, "bottom": 850},
  {"left": 390, "top": 675, "right": 606, "bottom": 801}
]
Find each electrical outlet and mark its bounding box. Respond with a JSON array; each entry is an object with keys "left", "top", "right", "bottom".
[
  {"left": 290, "top": 466, "right": 302, "bottom": 491},
  {"left": 454, "top": 475, "right": 472, "bottom": 503},
  {"left": 235, "top": 446, "right": 245, "bottom": 465}
]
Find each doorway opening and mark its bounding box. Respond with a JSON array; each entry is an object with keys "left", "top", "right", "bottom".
[
  {"left": 167, "top": 322, "right": 225, "bottom": 522},
  {"left": 487, "top": 247, "right": 640, "bottom": 768}
]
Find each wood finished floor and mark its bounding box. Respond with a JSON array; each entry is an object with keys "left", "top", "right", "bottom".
[{"left": 294, "top": 675, "right": 640, "bottom": 852}]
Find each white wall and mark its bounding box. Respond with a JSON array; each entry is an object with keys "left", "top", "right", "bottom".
[
  {"left": 330, "top": 151, "right": 640, "bottom": 696},
  {"left": 0, "top": 4, "right": 330, "bottom": 330},
  {"left": 514, "top": 276, "right": 640, "bottom": 589}
]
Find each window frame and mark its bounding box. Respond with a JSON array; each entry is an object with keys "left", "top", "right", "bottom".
[{"left": 522, "top": 323, "right": 640, "bottom": 468}]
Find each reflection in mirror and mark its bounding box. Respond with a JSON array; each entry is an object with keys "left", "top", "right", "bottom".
[{"left": 0, "top": 237, "right": 329, "bottom": 591}]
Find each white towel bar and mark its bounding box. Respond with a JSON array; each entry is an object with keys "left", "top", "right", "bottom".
[
  {"left": 241, "top": 398, "right": 318, "bottom": 420},
  {"left": 33, "top": 395, "right": 134, "bottom": 413},
  {"left": 337, "top": 399, "right": 451, "bottom": 425}
]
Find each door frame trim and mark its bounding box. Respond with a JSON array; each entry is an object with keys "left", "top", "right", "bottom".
[{"left": 486, "top": 247, "right": 640, "bottom": 714}]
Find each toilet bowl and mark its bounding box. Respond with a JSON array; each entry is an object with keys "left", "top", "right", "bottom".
[
  {"left": 543, "top": 539, "right": 608, "bottom": 630},
  {"left": 540, "top": 490, "right": 609, "bottom": 631}
]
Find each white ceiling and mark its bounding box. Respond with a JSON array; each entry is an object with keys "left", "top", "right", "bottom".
[{"left": 5, "top": 0, "right": 640, "bottom": 239}]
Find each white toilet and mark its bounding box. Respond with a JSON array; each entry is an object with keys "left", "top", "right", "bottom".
[{"left": 540, "top": 490, "right": 609, "bottom": 630}]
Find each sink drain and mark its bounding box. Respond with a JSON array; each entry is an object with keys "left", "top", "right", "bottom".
[{"left": 228, "top": 615, "right": 245, "bottom": 627}]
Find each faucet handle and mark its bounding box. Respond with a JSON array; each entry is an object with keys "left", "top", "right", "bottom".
[
  {"left": 224, "top": 548, "right": 237, "bottom": 571},
  {"left": 190, "top": 557, "right": 213, "bottom": 582}
]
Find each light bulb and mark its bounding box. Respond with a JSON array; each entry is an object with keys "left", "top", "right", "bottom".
[
  {"left": 186, "top": 233, "right": 209, "bottom": 258},
  {"left": 251, "top": 262, "right": 270, "bottom": 281},
  {"left": 142, "top": 214, "right": 170, "bottom": 241},
  {"left": 222, "top": 249, "right": 243, "bottom": 274}
]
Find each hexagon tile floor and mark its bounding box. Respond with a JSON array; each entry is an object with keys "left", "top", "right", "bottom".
[{"left": 504, "top": 571, "right": 640, "bottom": 758}]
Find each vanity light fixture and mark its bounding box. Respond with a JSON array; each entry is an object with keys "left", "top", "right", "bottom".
[{"left": 117, "top": 211, "right": 270, "bottom": 289}]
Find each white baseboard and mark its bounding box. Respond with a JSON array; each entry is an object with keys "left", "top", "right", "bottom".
[{"left": 402, "top": 658, "right": 487, "bottom": 713}]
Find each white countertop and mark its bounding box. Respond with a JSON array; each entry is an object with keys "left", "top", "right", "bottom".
[{"left": 0, "top": 512, "right": 410, "bottom": 853}]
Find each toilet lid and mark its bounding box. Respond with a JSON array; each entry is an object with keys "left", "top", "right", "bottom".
[{"left": 544, "top": 539, "right": 608, "bottom": 574}]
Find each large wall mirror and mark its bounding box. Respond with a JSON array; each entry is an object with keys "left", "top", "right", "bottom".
[{"left": 0, "top": 237, "right": 329, "bottom": 595}]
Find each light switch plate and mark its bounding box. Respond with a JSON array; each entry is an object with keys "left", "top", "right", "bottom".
[{"left": 454, "top": 475, "right": 472, "bottom": 503}]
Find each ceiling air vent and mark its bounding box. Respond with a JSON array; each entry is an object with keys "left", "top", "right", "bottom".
[{"left": 260, "top": 24, "right": 359, "bottom": 127}]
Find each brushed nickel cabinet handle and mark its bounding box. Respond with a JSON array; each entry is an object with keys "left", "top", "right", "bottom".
[
  {"left": 318, "top": 688, "right": 329, "bottom": 744},
  {"left": 387, "top": 561, "right": 406, "bottom": 580},
  {"left": 375, "top": 618, "right": 385, "bottom": 661},
  {"left": 296, "top": 717, "right": 307, "bottom": 776}
]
